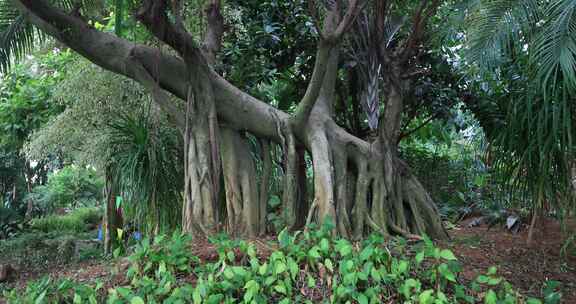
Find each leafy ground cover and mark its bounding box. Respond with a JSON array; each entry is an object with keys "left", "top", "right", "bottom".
[{"left": 2, "top": 222, "right": 573, "bottom": 304}]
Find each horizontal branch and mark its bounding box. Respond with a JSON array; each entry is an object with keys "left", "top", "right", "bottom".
[{"left": 14, "top": 0, "right": 375, "bottom": 159}]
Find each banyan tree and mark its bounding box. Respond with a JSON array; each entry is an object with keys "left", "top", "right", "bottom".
[{"left": 9, "top": 0, "right": 448, "bottom": 240}]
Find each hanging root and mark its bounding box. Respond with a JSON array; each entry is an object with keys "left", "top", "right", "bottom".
[
  {"left": 282, "top": 128, "right": 298, "bottom": 230},
  {"left": 305, "top": 198, "right": 319, "bottom": 231},
  {"left": 366, "top": 213, "right": 389, "bottom": 238},
  {"left": 259, "top": 139, "right": 272, "bottom": 235},
  {"left": 388, "top": 221, "right": 422, "bottom": 241},
  {"left": 352, "top": 160, "right": 369, "bottom": 239}
]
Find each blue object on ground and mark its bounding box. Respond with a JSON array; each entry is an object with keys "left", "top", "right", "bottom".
[
  {"left": 133, "top": 231, "right": 142, "bottom": 241},
  {"left": 97, "top": 225, "right": 103, "bottom": 241}
]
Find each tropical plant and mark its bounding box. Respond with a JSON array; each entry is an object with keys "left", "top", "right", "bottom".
[
  {"left": 458, "top": 0, "right": 576, "bottom": 242},
  {"left": 105, "top": 106, "right": 184, "bottom": 235}
]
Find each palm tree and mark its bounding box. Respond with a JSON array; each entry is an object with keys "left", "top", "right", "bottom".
[{"left": 461, "top": 0, "right": 576, "bottom": 244}]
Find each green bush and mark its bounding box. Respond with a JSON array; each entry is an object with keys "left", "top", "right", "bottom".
[
  {"left": 25, "top": 165, "right": 104, "bottom": 215},
  {"left": 31, "top": 207, "right": 101, "bottom": 233}
]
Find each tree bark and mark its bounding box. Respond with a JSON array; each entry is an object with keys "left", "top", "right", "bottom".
[
  {"left": 103, "top": 171, "right": 122, "bottom": 254},
  {"left": 220, "top": 128, "right": 261, "bottom": 237}
]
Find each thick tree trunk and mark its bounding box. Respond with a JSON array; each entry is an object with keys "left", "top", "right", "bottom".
[{"left": 182, "top": 77, "right": 220, "bottom": 235}]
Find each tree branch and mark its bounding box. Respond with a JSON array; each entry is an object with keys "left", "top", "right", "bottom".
[
  {"left": 399, "top": 0, "right": 440, "bottom": 64},
  {"left": 397, "top": 112, "right": 441, "bottom": 143},
  {"left": 202, "top": 0, "right": 224, "bottom": 64},
  {"left": 292, "top": 0, "right": 364, "bottom": 128},
  {"left": 136, "top": 0, "right": 204, "bottom": 65},
  {"left": 13, "top": 0, "right": 376, "bottom": 159},
  {"left": 128, "top": 57, "right": 186, "bottom": 130}
]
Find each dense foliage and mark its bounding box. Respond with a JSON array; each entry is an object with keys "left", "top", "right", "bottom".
[
  {"left": 25, "top": 166, "right": 103, "bottom": 215},
  {"left": 3, "top": 227, "right": 557, "bottom": 303}
]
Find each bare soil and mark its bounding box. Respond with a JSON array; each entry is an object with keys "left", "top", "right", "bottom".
[{"left": 444, "top": 217, "right": 576, "bottom": 302}]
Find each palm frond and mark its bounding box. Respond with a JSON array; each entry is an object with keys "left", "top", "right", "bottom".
[
  {"left": 0, "top": 0, "right": 107, "bottom": 74},
  {"left": 532, "top": 0, "right": 576, "bottom": 93},
  {"left": 0, "top": 0, "right": 40, "bottom": 74},
  {"left": 464, "top": 0, "right": 538, "bottom": 69}
]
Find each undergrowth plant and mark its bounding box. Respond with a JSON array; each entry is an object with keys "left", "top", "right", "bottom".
[{"left": 4, "top": 224, "right": 554, "bottom": 303}]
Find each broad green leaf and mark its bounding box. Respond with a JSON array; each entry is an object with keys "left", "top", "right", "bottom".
[
  {"left": 130, "top": 297, "right": 145, "bottom": 304},
  {"left": 484, "top": 290, "right": 497, "bottom": 304},
  {"left": 419, "top": 289, "right": 434, "bottom": 304},
  {"left": 440, "top": 249, "right": 457, "bottom": 261},
  {"left": 357, "top": 293, "right": 368, "bottom": 304}
]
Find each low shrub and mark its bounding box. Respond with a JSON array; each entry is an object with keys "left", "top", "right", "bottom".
[{"left": 31, "top": 207, "right": 101, "bottom": 233}]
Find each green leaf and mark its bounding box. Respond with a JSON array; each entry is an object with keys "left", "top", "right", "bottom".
[
  {"left": 274, "top": 284, "right": 287, "bottom": 294},
  {"left": 278, "top": 228, "right": 290, "bottom": 248},
  {"left": 418, "top": 289, "right": 434, "bottom": 304},
  {"left": 477, "top": 275, "right": 490, "bottom": 284},
  {"left": 484, "top": 290, "right": 497, "bottom": 304},
  {"left": 223, "top": 268, "right": 234, "bottom": 279},
  {"left": 335, "top": 239, "right": 353, "bottom": 256},
  {"left": 438, "top": 263, "right": 456, "bottom": 282},
  {"left": 398, "top": 260, "right": 409, "bottom": 274},
  {"left": 258, "top": 263, "right": 268, "bottom": 275},
  {"left": 357, "top": 293, "right": 368, "bottom": 304},
  {"left": 415, "top": 251, "right": 425, "bottom": 264},
  {"left": 307, "top": 275, "right": 316, "bottom": 288},
  {"left": 324, "top": 259, "right": 334, "bottom": 272},
  {"left": 192, "top": 286, "right": 202, "bottom": 304},
  {"left": 359, "top": 246, "right": 374, "bottom": 261},
  {"left": 487, "top": 266, "right": 497, "bottom": 275},
  {"left": 34, "top": 291, "right": 47, "bottom": 304},
  {"left": 308, "top": 246, "right": 321, "bottom": 259},
  {"left": 131, "top": 297, "right": 145, "bottom": 304},
  {"left": 320, "top": 238, "right": 330, "bottom": 253},
  {"left": 275, "top": 262, "right": 287, "bottom": 274},
  {"left": 439, "top": 249, "right": 457, "bottom": 261}
]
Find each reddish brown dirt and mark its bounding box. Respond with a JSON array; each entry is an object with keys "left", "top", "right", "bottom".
[{"left": 443, "top": 217, "right": 576, "bottom": 302}]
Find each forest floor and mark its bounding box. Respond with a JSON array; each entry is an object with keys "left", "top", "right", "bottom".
[
  {"left": 445, "top": 217, "right": 576, "bottom": 302},
  {"left": 2, "top": 219, "right": 575, "bottom": 303}
]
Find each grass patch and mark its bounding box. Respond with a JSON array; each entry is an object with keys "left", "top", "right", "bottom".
[{"left": 31, "top": 207, "right": 101, "bottom": 233}]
